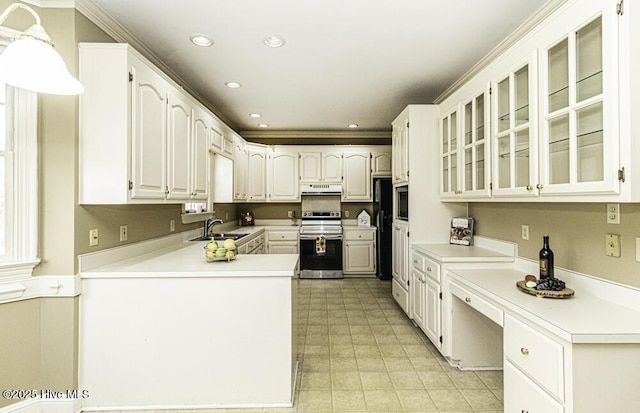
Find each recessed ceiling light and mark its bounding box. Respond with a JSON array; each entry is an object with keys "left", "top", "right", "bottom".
[
  {"left": 263, "top": 35, "right": 286, "bottom": 48},
  {"left": 189, "top": 34, "right": 213, "bottom": 47},
  {"left": 249, "top": 113, "right": 261, "bottom": 118},
  {"left": 258, "top": 123, "right": 269, "bottom": 128},
  {"left": 225, "top": 81, "right": 242, "bottom": 89},
  {"left": 348, "top": 124, "right": 359, "bottom": 129}
]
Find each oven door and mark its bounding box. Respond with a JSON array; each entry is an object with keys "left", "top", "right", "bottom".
[{"left": 299, "top": 234, "right": 343, "bottom": 279}]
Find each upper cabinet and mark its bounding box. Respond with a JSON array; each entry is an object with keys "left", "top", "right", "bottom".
[
  {"left": 247, "top": 144, "right": 267, "bottom": 202},
  {"left": 233, "top": 137, "right": 248, "bottom": 202},
  {"left": 371, "top": 149, "right": 392, "bottom": 177},
  {"left": 492, "top": 54, "right": 539, "bottom": 197},
  {"left": 439, "top": 0, "right": 626, "bottom": 202},
  {"left": 392, "top": 117, "right": 409, "bottom": 184},
  {"left": 342, "top": 152, "right": 372, "bottom": 201},
  {"left": 299, "top": 151, "right": 342, "bottom": 183},
  {"left": 539, "top": 10, "right": 619, "bottom": 197},
  {"left": 78, "top": 43, "right": 236, "bottom": 205},
  {"left": 267, "top": 149, "right": 300, "bottom": 202}
]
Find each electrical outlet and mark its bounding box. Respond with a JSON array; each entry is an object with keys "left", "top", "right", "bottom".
[
  {"left": 119, "top": 225, "right": 128, "bottom": 242},
  {"left": 605, "top": 233, "right": 621, "bottom": 257},
  {"left": 170, "top": 219, "right": 175, "bottom": 232},
  {"left": 89, "top": 229, "right": 99, "bottom": 246},
  {"left": 607, "top": 203, "right": 620, "bottom": 224},
  {"left": 344, "top": 210, "right": 350, "bottom": 218},
  {"left": 521, "top": 225, "right": 529, "bottom": 240},
  {"left": 287, "top": 210, "right": 293, "bottom": 218}
]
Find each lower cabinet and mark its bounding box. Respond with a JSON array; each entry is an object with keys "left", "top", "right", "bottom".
[
  {"left": 410, "top": 248, "right": 442, "bottom": 351},
  {"left": 343, "top": 227, "right": 376, "bottom": 275},
  {"left": 266, "top": 229, "right": 299, "bottom": 254},
  {"left": 238, "top": 233, "right": 265, "bottom": 255},
  {"left": 391, "top": 221, "right": 409, "bottom": 309}
]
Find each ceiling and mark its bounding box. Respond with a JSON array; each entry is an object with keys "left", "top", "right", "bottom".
[{"left": 89, "top": 0, "right": 550, "bottom": 139}]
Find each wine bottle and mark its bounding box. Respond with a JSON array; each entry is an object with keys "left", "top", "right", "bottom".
[{"left": 539, "top": 235, "right": 554, "bottom": 279}]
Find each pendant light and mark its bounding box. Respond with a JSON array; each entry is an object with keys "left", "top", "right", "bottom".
[{"left": 0, "top": 3, "right": 83, "bottom": 95}]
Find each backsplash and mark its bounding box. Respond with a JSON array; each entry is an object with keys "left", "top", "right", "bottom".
[{"left": 468, "top": 202, "right": 640, "bottom": 289}]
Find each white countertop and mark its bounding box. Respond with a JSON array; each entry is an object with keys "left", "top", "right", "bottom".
[
  {"left": 448, "top": 267, "right": 640, "bottom": 344},
  {"left": 81, "top": 240, "right": 299, "bottom": 279},
  {"left": 412, "top": 242, "right": 515, "bottom": 263}
]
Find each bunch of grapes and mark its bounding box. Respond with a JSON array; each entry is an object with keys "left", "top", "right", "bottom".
[{"left": 535, "top": 277, "right": 566, "bottom": 291}]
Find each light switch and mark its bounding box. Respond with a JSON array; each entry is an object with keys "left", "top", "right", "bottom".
[{"left": 605, "top": 233, "right": 621, "bottom": 258}]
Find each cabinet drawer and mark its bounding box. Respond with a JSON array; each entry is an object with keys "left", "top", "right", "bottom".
[
  {"left": 268, "top": 231, "right": 298, "bottom": 241},
  {"left": 504, "top": 314, "right": 564, "bottom": 401},
  {"left": 410, "top": 252, "right": 425, "bottom": 271},
  {"left": 449, "top": 281, "right": 503, "bottom": 327},
  {"left": 504, "top": 361, "right": 563, "bottom": 413},
  {"left": 392, "top": 278, "right": 409, "bottom": 315},
  {"left": 344, "top": 229, "right": 375, "bottom": 241},
  {"left": 410, "top": 253, "right": 440, "bottom": 282}
]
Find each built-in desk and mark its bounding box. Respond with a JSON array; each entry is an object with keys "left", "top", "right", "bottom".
[{"left": 446, "top": 267, "right": 640, "bottom": 413}]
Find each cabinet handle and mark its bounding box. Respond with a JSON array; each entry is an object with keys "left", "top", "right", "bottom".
[
  {"left": 413, "top": 259, "right": 418, "bottom": 264},
  {"left": 426, "top": 267, "right": 432, "bottom": 272},
  {"left": 526, "top": 185, "right": 533, "bottom": 191},
  {"left": 536, "top": 184, "right": 543, "bottom": 190},
  {"left": 521, "top": 410, "right": 529, "bottom": 413},
  {"left": 465, "top": 297, "right": 471, "bottom": 303},
  {"left": 520, "top": 347, "right": 530, "bottom": 356}
]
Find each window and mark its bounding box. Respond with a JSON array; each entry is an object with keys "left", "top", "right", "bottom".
[{"left": 0, "top": 46, "right": 39, "bottom": 278}]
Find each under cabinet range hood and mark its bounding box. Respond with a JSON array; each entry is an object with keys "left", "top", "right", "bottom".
[{"left": 300, "top": 183, "right": 342, "bottom": 196}]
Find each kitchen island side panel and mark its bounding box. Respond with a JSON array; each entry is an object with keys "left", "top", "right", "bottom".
[{"left": 78, "top": 275, "right": 296, "bottom": 409}]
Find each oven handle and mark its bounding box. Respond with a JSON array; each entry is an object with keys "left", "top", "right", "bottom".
[{"left": 299, "top": 234, "right": 343, "bottom": 241}]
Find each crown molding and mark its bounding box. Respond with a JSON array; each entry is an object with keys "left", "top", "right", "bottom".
[
  {"left": 434, "top": 0, "right": 568, "bottom": 104},
  {"left": 240, "top": 130, "right": 391, "bottom": 141}
]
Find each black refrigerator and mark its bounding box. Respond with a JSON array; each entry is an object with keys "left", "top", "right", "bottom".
[{"left": 373, "top": 178, "right": 393, "bottom": 280}]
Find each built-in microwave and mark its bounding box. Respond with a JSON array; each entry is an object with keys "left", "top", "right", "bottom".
[{"left": 396, "top": 186, "right": 408, "bottom": 221}]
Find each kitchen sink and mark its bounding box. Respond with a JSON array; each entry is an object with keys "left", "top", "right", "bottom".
[{"left": 190, "top": 233, "right": 249, "bottom": 241}]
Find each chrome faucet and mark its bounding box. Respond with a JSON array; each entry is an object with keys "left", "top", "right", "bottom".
[{"left": 204, "top": 218, "right": 223, "bottom": 237}]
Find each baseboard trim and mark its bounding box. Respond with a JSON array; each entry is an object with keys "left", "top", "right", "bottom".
[{"left": 0, "top": 397, "right": 80, "bottom": 413}]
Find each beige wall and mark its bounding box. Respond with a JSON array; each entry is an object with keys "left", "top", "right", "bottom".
[{"left": 468, "top": 202, "right": 640, "bottom": 288}]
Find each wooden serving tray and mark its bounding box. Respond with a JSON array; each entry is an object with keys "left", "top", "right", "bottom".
[{"left": 516, "top": 280, "right": 575, "bottom": 299}]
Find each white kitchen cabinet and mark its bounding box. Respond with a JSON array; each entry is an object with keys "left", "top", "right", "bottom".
[
  {"left": 409, "top": 268, "right": 426, "bottom": 331},
  {"left": 266, "top": 229, "right": 299, "bottom": 254},
  {"left": 460, "top": 86, "right": 492, "bottom": 198},
  {"left": 440, "top": 107, "right": 459, "bottom": 198},
  {"left": 342, "top": 152, "right": 372, "bottom": 201},
  {"left": 539, "top": 6, "right": 620, "bottom": 197},
  {"left": 391, "top": 116, "right": 409, "bottom": 184},
  {"left": 209, "top": 127, "right": 223, "bottom": 153},
  {"left": 166, "top": 90, "right": 192, "bottom": 200},
  {"left": 343, "top": 227, "right": 376, "bottom": 275},
  {"left": 299, "top": 151, "right": 342, "bottom": 183},
  {"left": 371, "top": 148, "right": 392, "bottom": 177},
  {"left": 391, "top": 221, "right": 409, "bottom": 311},
  {"left": 492, "top": 53, "right": 539, "bottom": 197},
  {"left": 247, "top": 144, "right": 267, "bottom": 202},
  {"left": 267, "top": 150, "right": 300, "bottom": 202},
  {"left": 190, "top": 107, "right": 210, "bottom": 200},
  {"left": 233, "top": 138, "right": 248, "bottom": 202},
  {"left": 78, "top": 43, "right": 228, "bottom": 205}
]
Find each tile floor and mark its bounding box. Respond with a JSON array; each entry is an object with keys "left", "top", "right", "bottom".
[{"left": 216, "top": 278, "right": 504, "bottom": 413}]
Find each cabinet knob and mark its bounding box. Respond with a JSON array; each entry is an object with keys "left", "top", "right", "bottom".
[
  {"left": 426, "top": 267, "right": 432, "bottom": 272},
  {"left": 413, "top": 259, "right": 418, "bottom": 264},
  {"left": 536, "top": 184, "right": 543, "bottom": 190},
  {"left": 526, "top": 185, "right": 533, "bottom": 191},
  {"left": 465, "top": 297, "right": 471, "bottom": 303},
  {"left": 521, "top": 410, "right": 529, "bottom": 413},
  {"left": 455, "top": 189, "right": 462, "bottom": 194},
  {"left": 359, "top": 235, "right": 362, "bottom": 238},
  {"left": 520, "top": 347, "right": 530, "bottom": 356}
]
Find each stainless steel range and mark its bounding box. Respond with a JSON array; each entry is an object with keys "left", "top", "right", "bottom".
[{"left": 299, "top": 211, "right": 343, "bottom": 279}]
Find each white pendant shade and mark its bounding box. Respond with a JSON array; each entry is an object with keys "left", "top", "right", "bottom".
[{"left": 0, "top": 37, "right": 84, "bottom": 95}]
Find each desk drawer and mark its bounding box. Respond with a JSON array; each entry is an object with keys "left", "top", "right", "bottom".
[
  {"left": 504, "top": 360, "right": 563, "bottom": 413},
  {"left": 504, "top": 314, "right": 564, "bottom": 401},
  {"left": 392, "top": 278, "right": 409, "bottom": 315},
  {"left": 449, "top": 281, "right": 503, "bottom": 327}
]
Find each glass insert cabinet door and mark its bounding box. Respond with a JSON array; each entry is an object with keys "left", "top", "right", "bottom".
[
  {"left": 539, "top": 11, "right": 620, "bottom": 196},
  {"left": 492, "top": 54, "right": 538, "bottom": 197},
  {"left": 460, "top": 85, "right": 491, "bottom": 198},
  {"left": 441, "top": 107, "right": 459, "bottom": 196}
]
